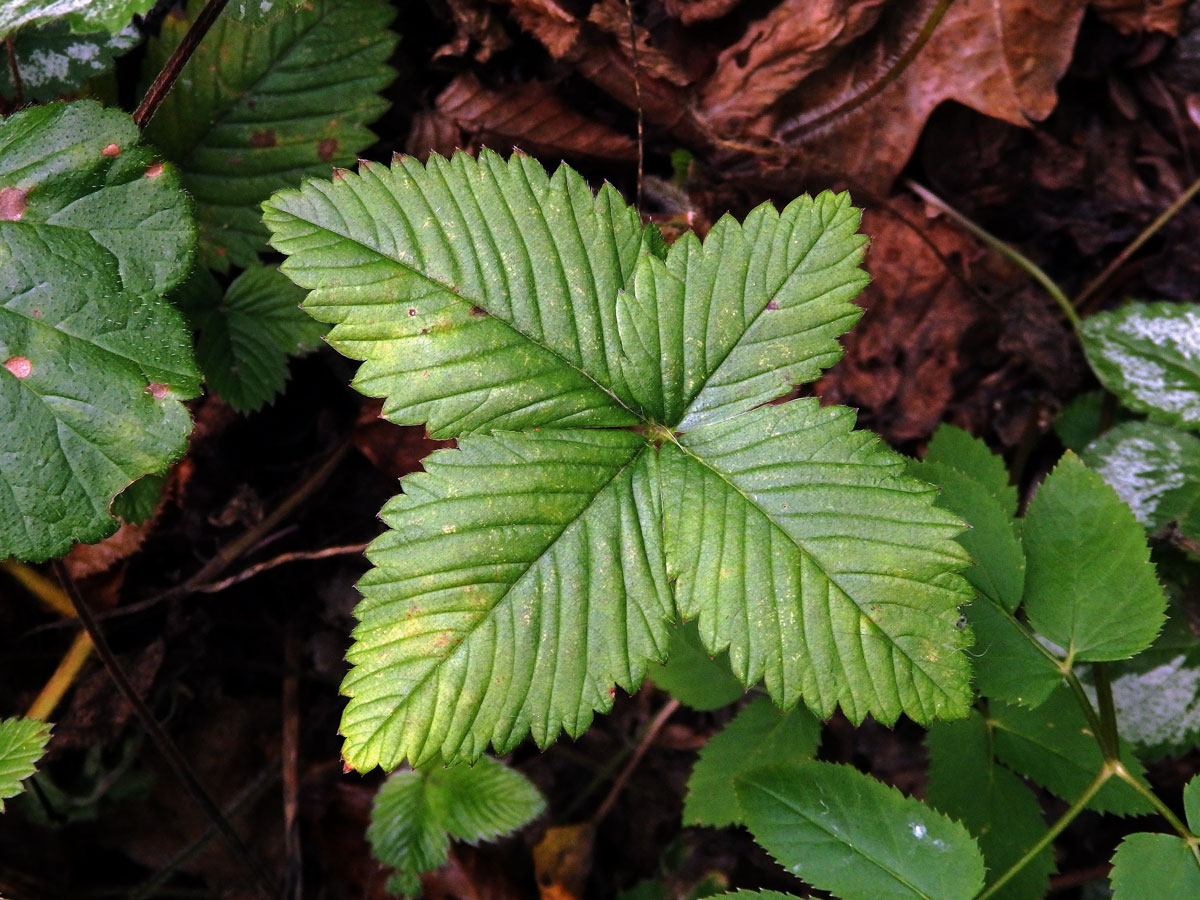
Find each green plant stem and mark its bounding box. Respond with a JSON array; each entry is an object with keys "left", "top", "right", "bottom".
[
  {"left": 906, "top": 179, "right": 1081, "bottom": 332},
  {"left": 133, "top": 0, "right": 229, "bottom": 129},
  {"left": 1112, "top": 763, "right": 1199, "bottom": 848},
  {"left": 1074, "top": 171, "right": 1200, "bottom": 312},
  {"left": 1090, "top": 663, "right": 1121, "bottom": 760},
  {"left": 975, "top": 766, "right": 1111, "bottom": 900}
]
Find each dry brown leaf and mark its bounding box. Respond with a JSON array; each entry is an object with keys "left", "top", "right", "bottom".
[
  {"left": 1092, "top": 0, "right": 1188, "bottom": 35},
  {"left": 434, "top": 0, "right": 513, "bottom": 62},
  {"left": 586, "top": 0, "right": 692, "bottom": 86},
  {"left": 774, "top": 0, "right": 1087, "bottom": 191},
  {"left": 64, "top": 519, "right": 153, "bottom": 578},
  {"left": 817, "top": 197, "right": 985, "bottom": 441},
  {"left": 662, "top": 0, "right": 743, "bottom": 25},
  {"left": 700, "top": 0, "right": 890, "bottom": 129},
  {"left": 424, "top": 72, "right": 638, "bottom": 162},
  {"left": 506, "top": 0, "right": 581, "bottom": 58},
  {"left": 532, "top": 823, "right": 594, "bottom": 900}
]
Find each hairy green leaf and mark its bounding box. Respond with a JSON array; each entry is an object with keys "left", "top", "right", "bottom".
[
  {"left": 1022, "top": 453, "right": 1165, "bottom": 662},
  {"left": 264, "top": 151, "right": 974, "bottom": 769},
  {"left": 178, "top": 265, "right": 325, "bottom": 412},
  {"left": 684, "top": 696, "right": 820, "bottom": 828},
  {"left": 926, "top": 713, "right": 1054, "bottom": 900},
  {"left": 1, "top": 19, "right": 141, "bottom": 101},
  {"left": 368, "top": 756, "right": 544, "bottom": 897},
  {"left": 1081, "top": 300, "right": 1200, "bottom": 429},
  {"left": 648, "top": 620, "right": 746, "bottom": 711},
  {"left": 111, "top": 473, "right": 165, "bottom": 524},
  {"left": 1083, "top": 420, "right": 1200, "bottom": 536},
  {"left": 0, "top": 100, "right": 198, "bottom": 561},
  {"left": 342, "top": 429, "right": 669, "bottom": 770},
  {"left": 0, "top": 0, "right": 153, "bottom": 40},
  {"left": 1109, "top": 833, "right": 1200, "bottom": 900},
  {"left": 737, "top": 761, "right": 985, "bottom": 900},
  {"left": 966, "top": 599, "right": 1061, "bottom": 709},
  {"left": 0, "top": 717, "right": 51, "bottom": 812},
  {"left": 990, "top": 688, "right": 1152, "bottom": 815},
  {"left": 663, "top": 403, "right": 973, "bottom": 724},
  {"left": 144, "top": 0, "right": 396, "bottom": 270}
]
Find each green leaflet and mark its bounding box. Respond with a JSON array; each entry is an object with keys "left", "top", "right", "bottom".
[
  {"left": 1022, "top": 453, "right": 1165, "bottom": 662},
  {"left": 990, "top": 687, "right": 1152, "bottom": 816},
  {"left": 0, "top": 0, "right": 153, "bottom": 40},
  {"left": 926, "top": 713, "right": 1055, "bottom": 900},
  {"left": 1, "top": 18, "right": 141, "bottom": 101},
  {"left": 176, "top": 265, "right": 326, "bottom": 413},
  {"left": 0, "top": 100, "right": 198, "bottom": 561},
  {"left": 0, "top": 717, "right": 51, "bottom": 812},
  {"left": 144, "top": 0, "right": 396, "bottom": 270},
  {"left": 1082, "top": 420, "right": 1200, "bottom": 537},
  {"left": 1081, "top": 300, "right": 1200, "bottom": 429},
  {"left": 737, "top": 761, "right": 985, "bottom": 900},
  {"left": 343, "top": 429, "right": 670, "bottom": 769},
  {"left": 663, "top": 403, "right": 972, "bottom": 724},
  {"left": 368, "top": 757, "right": 544, "bottom": 897},
  {"left": 648, "top": 620, "right": 746, "bottom": 711},
  {"left": 924, "top": 425, "right": 1017, "bottom": 515},
  {"left": 1110, "top": 774, "right": 1200, "bottom": 898},
  {"left": 264, "top": 151, "right": 975, "bottom": 770},
  {"left": 684, "top": 696, "right": 820, "bottom": 828}
]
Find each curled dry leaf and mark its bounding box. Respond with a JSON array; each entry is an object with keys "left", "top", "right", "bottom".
[
  {"left": 434, "top": 0, "right": 512, "bottom": 62},
  {"left": 774, "top": 0, "right": 1087, "bottom": 191},
  {"left": 700, "top": 0, "right": 890, "bottom": 130},
  {"left": 662, "top": 0, "right": 743, "bottom": 25},
  {"left": 586, "top": 0, "right": 692, "bottom": 86},
  {"left": 417, "top": 72, "right": 637, "bottom": 162},
  {"left": 1092, "top": 0, "right": 1188, "bottom": 35}
]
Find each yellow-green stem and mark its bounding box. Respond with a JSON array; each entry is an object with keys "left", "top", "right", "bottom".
[
  {"left": 975, "top": 766, "right": 1111, "bottom": 900},
  {"left": 906, "top": 180, "right": 1081, "bottom": 332}
]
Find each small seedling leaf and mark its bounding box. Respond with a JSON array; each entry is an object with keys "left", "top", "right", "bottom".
[{"left": 368, "top": 756, "right": 544, "bottom": 897}]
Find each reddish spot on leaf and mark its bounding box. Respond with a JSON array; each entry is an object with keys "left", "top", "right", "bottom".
[
  {"left": 408, "top": 308, "right": 417, "bottom": 316},
  {"left": 317, "top": 138, "right": 339, "bottom": 161},
  {"left": 0, "top": 186, "right": 27, "bottom": 221},
  {"left": 766, "top": 299, "right": 779, "bottom": 310},
  {"left": 145, "top": 162, "right": 164, "bottom": 178},
  {"left": 146, "top": 382, "right": 169, "bottom": 399},
  {"left": 101, "top": 143, "right": 121, "bottom": 157},
  {"left": 332, "top": 167, "right": 349, "bottom": 179},
  {"left": 469, "top": 306, "right": 488, "bottom": 316},
  {"left": 4, "top": 356, "right": 32, "bottom": 378},
  {"left": 250, "top": 129, "right": 277, "bottom": 148}
]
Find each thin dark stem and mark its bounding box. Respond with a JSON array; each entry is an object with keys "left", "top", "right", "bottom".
[
  {"left": 623, "top": 0, "right": 644, "bottom": 209},
  {"left": 52, "top": 561, "right": 278, "bottom": 899},
  {"left": 1074, "top": 171, "right": 1200, "bottom": 313},
  {"left": 133, "top": 0, "right": 230, "bottom": 129},
  {"left": 591, "top": 698, "right": 679, "bottom": 825},
  {"left": 4, "top": 35, "right": 23, "bottom": 105}
]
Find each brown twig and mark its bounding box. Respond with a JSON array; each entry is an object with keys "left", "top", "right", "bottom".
[
  {"left": 26, "top": 630, "right": 93, "bottom": 720},
  {"left": 52, "top": 561, "right": 278, "bottom": 900},
  {"left": 282, "top": 621, "right": 302, "bottom": 900},
  {"left": 133, "top": 0, "right": 230, "bottom": 129},
  {"left": 591, "top": 698, "right": 680, "bottom": 825},
  {"left": 192, "top": 543, "right": 369, "bottom": 594},
  {"left": 623, "top": 0, "right": 644, "bottom": 209}
]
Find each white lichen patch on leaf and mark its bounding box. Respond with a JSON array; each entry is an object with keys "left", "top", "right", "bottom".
[
  {"left": 1092, "top": 435, "right": 1183, "bottom": 525},
  {"left": 1110, "top": 654, "right": 1200, "bottom": 752},
  {"left": 1082, "top": 300, "right": 1200, "bottom": 428}
]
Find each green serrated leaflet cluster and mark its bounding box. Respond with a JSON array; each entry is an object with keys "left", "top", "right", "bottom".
[
  {"left": 0, "top": 100, "right": 198, "bottom": 561},
  {"left": 263, "top": 150, "right": 974, "bottom": 771}
]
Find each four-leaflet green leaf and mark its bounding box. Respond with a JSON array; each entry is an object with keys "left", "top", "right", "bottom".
[
  {"left": 263, "top": 150, "right": 974, "bottom": 771},
  {"left": 0, "top": 100, "right": 199, "bottom": 561}
]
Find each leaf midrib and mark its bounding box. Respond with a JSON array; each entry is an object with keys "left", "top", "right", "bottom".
[{"left": 370, "top": 441, "right": 653, "bottom": 764}]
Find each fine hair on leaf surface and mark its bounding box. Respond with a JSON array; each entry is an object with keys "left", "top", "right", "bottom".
[{"left": 263, "top": 149, "right": 975, "bottom": 772}]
